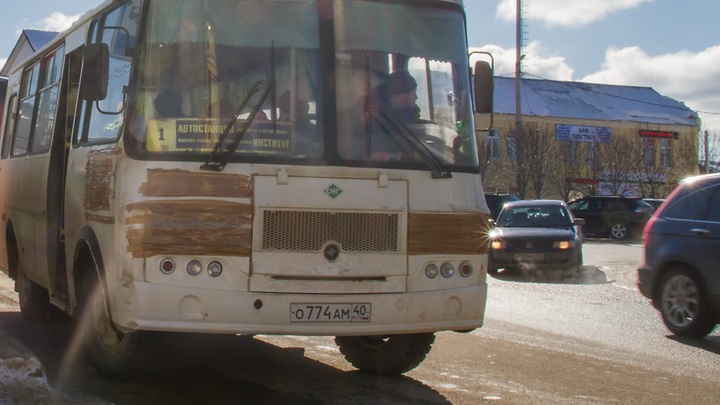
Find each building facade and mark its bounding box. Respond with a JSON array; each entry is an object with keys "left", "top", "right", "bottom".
[{"left": 475, "top": 77, "right": 700, "bottom": 200}]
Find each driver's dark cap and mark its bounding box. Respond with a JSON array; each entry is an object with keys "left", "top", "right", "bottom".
[{"left": 387, "top": 71, "right": 417, "bottom": 95}]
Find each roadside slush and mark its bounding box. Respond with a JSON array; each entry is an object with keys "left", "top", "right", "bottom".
[
  {"left": 0, "top": 272, "right": 99, "bottom": 403},
  {"left": 0, "top": 270, "right": 17, "bottom": 303}
]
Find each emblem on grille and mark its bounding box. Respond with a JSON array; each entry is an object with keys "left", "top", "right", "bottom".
[
  {"left": 324, "top": 184, "right": 343, "bottom": 199},
  {"left": 525, "top": 242, "right": 533, "bottom": 249},
  {"left": 323, "top": 243, "right": 341, "bottom": 262}
]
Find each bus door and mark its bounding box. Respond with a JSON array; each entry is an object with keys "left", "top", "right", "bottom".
[
  {"left": 45, "top": 48, "right": 83, "bottom": 307},
  {"left": 9, "top": 47, "right": 65, "bottom": 288}
]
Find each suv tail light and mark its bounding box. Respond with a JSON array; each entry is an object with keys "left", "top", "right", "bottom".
[{"left": 642, "top": 215, "right": 657, "bottom": 245}]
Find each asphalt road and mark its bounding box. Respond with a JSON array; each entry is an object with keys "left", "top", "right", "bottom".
[{"left": 0, "top": 241, "right": 718, "bottom": 404}]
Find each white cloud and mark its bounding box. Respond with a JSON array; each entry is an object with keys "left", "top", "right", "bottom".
[
  {"left": 582, "top": 46, "right": 720, "bottom": 131},
  {"left": 470, "top": 41, "right": 574, "bottom": 81},
  {"left": 496, "top": 0, "right": 654, "bottom": 27},
  {"left": 41, "top": 12, "right": 82, "bottom": 32}
]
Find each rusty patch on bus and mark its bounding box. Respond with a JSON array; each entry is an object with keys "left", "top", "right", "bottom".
[
  {"left": 125, "top": 199, "right": 252, "bottom": 258},
  {"left": 140, "top": 169, "right": 251, "bottom": 198},
  {"left": 407, "top": 213, "right": 490, "bottom": 255},
  {"left": 84, "top": 149, "right": 120, "bottom": 212}
]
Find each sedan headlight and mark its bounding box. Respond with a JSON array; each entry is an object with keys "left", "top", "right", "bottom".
[{"left": 553, "top": 240, "right": 576, "bottom": 249}]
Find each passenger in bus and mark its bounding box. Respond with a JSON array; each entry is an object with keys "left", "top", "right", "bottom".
[{"left": 154, "top": 90, "right": 185, "bottom": 118}]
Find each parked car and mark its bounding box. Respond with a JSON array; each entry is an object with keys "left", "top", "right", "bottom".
[
  {"left": 488, "top": 200, "right": 585, "bottom": 275},
  {"left": 642, "top": 198, "right": 665, "bottom": 211},
  {"left": 484, "top": 192, "right": 519, "bottom": 220},
  {"left": 638, "top": 173, "right": 720, "bottom": 337},
  {"left": 567, "top": 195, "right": 654, "bottom": 240}
]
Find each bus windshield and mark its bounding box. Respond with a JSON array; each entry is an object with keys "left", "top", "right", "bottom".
[{"left": 127, "top": 0, "right": 478, "bottom": 170}]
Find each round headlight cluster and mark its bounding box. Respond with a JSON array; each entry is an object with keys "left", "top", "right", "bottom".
[
  {"left": 159, "top": 258, "right": 223, "bottom": 278},
  {"left": 425, "top": 264, "right": 439, "bottom": 279},
  {"left": 424, "top": 261, "right": 474, "bottom": 279}
]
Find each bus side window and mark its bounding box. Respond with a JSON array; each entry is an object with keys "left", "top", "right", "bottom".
[{"left": 1, "top": 95, "right": 17, "bottom": 159}]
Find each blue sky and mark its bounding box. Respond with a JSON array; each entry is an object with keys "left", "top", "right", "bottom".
[{"left": 2, "top": 0, "right": 720, "bottom": 132}]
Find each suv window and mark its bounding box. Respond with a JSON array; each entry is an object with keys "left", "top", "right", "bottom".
[
  {"left": 666, "top": 189, "right": 711, "bottom": 220},
  {"left": 666, "top": 183, "right": 720, "bottom": 221},
  {"left": 707, "top": 188, "right": 720, "bottom": 222}
]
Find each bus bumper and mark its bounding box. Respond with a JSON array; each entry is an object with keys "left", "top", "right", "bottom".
[{"left": 115, "top": 283, "right": 487, "bottom": 336}]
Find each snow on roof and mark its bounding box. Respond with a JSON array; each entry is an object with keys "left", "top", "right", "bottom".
[
  {"left": 493, "top": 77, "right": 698, "bottom": 127},
  {"left": 23, "top": 30, "right": 60, "bottom": 52}
]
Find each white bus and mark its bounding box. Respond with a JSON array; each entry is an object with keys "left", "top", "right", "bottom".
[{"left": 0, "top": 0, "right": 493, "bottom": 378}]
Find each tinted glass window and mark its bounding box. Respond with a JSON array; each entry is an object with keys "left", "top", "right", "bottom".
[
  {"left": 705, "top": 186, "right": 720, "bottom": 222},
  {"left": 666, "top": 187, "right": 711, "bottom": 220}
]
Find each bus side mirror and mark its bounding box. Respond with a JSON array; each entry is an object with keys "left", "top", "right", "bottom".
[
  {"left": 80, "top": 43, "right": 110, "bottom": 101},
  {"left": 473, "top": 60, "right": 493, "bottom": 114}
]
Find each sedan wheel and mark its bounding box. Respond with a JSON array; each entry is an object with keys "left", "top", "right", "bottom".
[{"left": 659, "top": 266, "right": 717, "bottom": 337}]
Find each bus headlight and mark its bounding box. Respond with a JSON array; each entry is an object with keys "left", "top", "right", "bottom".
[
  {"left": 208, "top": 261, "right": 223, "bottom": 277},
  {"left": 187, "top": 260, "right": 202, "bottom": 276},
  {"left": 440, "top": 263, "right": 455, "bottom": 278},
  {"left": 425, "top": 264, "right": 439, "bottom": 279}
]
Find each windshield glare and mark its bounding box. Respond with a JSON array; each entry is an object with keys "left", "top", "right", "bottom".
[
  {"left": 127, "top": 0, "right": 477, "bottom": 169},
  {"left": 497, "top": 206, "right": 573, "bottom": 228}
]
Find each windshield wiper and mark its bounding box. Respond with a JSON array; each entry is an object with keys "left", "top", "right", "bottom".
[
  {"left": 200, "top": 80, "right": 274, "bottom": 172},
  {"left": 201, "top": 42, "right": 277, "bottom": 172},
  {"left": 365, "top": 106, "right": 453, "bottom": 179}
]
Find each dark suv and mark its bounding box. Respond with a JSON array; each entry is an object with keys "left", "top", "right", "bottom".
[
  {"left": 567, "top": 195, "right": 653, "bottom": 240},
  {"left": 484, "top": 193, "right": 519, "bottom": 220},
  {"left": 638, "top": 173, "right": 720, "bottom": 337}
]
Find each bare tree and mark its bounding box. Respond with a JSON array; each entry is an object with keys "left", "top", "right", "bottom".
[
  {"left": 700, "top": 130, "right": 720, "bottom": 173},
  {"left": 476, "top": 132, "right": 490, "bottom": 181},
  {"left": 597, "top": 133, "right": 641, "bottom": 196},
  {"left": 511, "top": 125, "right": 531, "bottom": 199},
  {"left": 522, "top": 125, "right": 556, "bottom": 198}
]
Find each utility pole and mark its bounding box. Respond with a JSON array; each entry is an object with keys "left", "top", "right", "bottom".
[{"left": 515, "top": 0, "right": 524, "bottom": 197}]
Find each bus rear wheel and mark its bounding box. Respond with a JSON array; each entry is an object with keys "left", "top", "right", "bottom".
[
  {"left": 17, "top": 263, "right": 51, "bottom": 321},
  {"left": 79, "top": 269, "right": 158, "bottom": 379},
  {"left": 334, "top": 333, "right": 435, "bottom": 374}
]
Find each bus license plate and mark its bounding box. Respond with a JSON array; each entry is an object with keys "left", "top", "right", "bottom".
[{"left": 290, "top": 303, "right": 371, "bottom": 322}]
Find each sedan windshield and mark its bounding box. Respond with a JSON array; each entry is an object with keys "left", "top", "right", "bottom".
[{"left": 497, "top": 206, "right": 573, "bottom": 228}]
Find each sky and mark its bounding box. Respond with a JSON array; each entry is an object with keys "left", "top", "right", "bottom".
[{"left": 1, "top": 0, "right": 720, "bottom": 132}]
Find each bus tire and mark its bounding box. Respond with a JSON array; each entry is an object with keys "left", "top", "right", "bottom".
[
  {"left": 79, "top": 268, "right": 158, "bottom": 380},
  {"left": 17, "top": 263, "right": 51, "bottom": 321},
  {"left": 334, "top": 333, "right": 435, "bottom": 375}
]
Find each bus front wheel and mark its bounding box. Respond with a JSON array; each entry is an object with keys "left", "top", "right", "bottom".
[
  {"left": 334, "top": 333, "right": 435, "bottom": 374},
  {"left": 79, "top": 269, "right": 158, "bottom": 379}
]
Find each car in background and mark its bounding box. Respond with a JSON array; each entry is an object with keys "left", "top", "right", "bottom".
[
  {"left": 567, "top": 195, "right": 654, "bottom": 240},
  {"left": 638, "top": 173, "right": 720, "bottom": 337},
  {"left": 642, "top": 198, "right": 665, "bottom": 211},
  {"left": 484, "top": 192, "right": 519, "bottom": 220},
  {"left": 488, "top": 200, "right": 585, "bottom": 276}
]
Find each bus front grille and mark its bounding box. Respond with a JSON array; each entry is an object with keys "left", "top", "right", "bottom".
[{"left": 261, "top": 210, "right": 400, "bottom": 252}]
